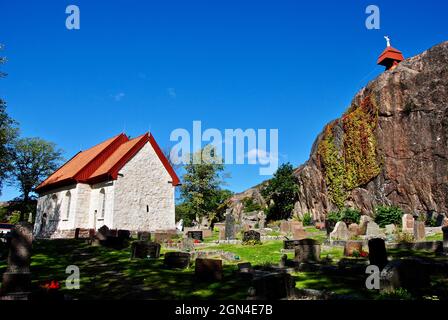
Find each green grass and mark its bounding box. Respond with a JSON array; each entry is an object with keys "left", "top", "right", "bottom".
[{"left": 426, "top": 233, "right": 443, "bottom": 241}]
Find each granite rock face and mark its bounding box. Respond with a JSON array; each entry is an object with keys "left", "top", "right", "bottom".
[{"left": 232, "top": 41, "right": 448, "bottom": 221}]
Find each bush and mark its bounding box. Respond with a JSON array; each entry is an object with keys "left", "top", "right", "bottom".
[
  {"left": 377, "top": 288, "right": 413, "bottom": 300},
  {"left": 339, "top": 208, "right": 361, "bottom": 224},
  {"left": 8, "top": 211, "right": 21, "bottom": 224},
  {"left": 394, "top": 230, "right": 414, "bottom": 243},
  {"left": 327, "top": 211, "right": 340, "bottom": 223},
  {"left": 302, "top": 212, "right": 313, "bottom": 226},
  {"left": 374, "top": 206, "right": 403, "bottom": 228},
  {"left": 242, "top": 197, "right": 262, "bottom": 212}
]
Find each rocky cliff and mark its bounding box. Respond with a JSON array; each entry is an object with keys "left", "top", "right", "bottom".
[{"left": 232, "top": 41, "right": 448, "bottom": 221}]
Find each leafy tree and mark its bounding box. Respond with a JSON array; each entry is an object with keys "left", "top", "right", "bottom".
[
  {"left": 179, "top": 145, "right": 229, "bottom": 225},
  {"left": 9, "top": 137, "right": 63, "bottom": 220},
  {"left": 261, "top": 163, "right": 299, "bottom": 221},
  {"left": 0, "top": 44, "right": 19, "bottom": 195},
  {"left": 302, "top": 212, "right": 313, "bottom": 226},
  {"left": 242, "top": 197, "right": 262, "bottom": 212}
]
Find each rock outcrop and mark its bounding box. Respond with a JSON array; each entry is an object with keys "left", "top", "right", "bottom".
[{"left": 232, "top": 41, "right": 448, "bottom": 221}]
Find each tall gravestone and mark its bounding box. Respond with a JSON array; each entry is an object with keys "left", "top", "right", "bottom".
[
  {"left": 294, "top": 239, "right": 321, "bottom": 263},
  {"left": 368, "top": 238, "right": 388, "bottom": 270},
  {"left": 225, "top": 211, "right": 235, "bottom": 240},
  {"left": 402, "top": 214, "right": 414, "bottom": 233},
  {"left": 1, "top": 222, "right": 33, "bottom": 299},
  {"left": 413, "top": 221, "right": 425, "bottom": 241},
  {"left": 442, "top": 226, "right": 448, "bottom": 252}
]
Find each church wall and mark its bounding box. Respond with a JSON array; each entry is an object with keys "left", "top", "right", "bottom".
[{"left": 113, "top": 141, "right": 176, "bottom": 231}]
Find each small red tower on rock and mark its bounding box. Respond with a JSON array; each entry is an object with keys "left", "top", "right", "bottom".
[{"left": 377, "top": 36, "right": 404, "bottom": 71}]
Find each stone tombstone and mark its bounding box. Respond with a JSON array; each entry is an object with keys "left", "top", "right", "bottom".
[
  {"left": 348, "top": 223, "right": 360, "bottom": 238},
  {"left": 187, "top": 230, "right": 203, "bottom": 241},
  {"left": 109, "top": 229, "right": 118, "bottom": 237},
  {"left": 329, "top": 221, "right": 349, "bottom": 240},
  {"left": 131, "top": 241, "right": 161, "bottom": 259},
  {"left": 252, "top": 272, "right": 295, "bottom": 300},
  {"left": 385, "top": 224, "right": 396, "bottom": 235},
  {"left": 242, "top": 230, "right": 261, "bottom": 243},
  {"left": 294, "top": 239, "right": 321, "bottom": 263},
  {"left": 153, "top": 232, "right": 173, "bottom": 243},
  {"left": 96, "top": 225, "right": 110, "bottom": 241},
  {"left": 117, "top": 229, "right": 131, "bottom": 239},
  {"left": 292, "top": 226, "right": 307, "bottom": 240},
  {"left": 1, "top": 222, "right": 33, "bottom": 298},
  {"left": 218, "top": 228, "right": 226, "bottom": 240},
  {"left": 283, "top": 240, "right": 303, "bottom": 250},
  {"left": 413, "top": 221, "right": 425, "bottom": 241},
  {"left": 380, "top": 259, "right": 430, "bottom": 292},
  {"left": 164, "top": 252, "right": 191, "bottom": 269},
  {"left": 237, "top": 262, "right": 253, "bottom": 273},
  {"left": 258, "top": 211, "right": 266, "bottom": 229},
  {"left": 358, "top": 215, "right": 373, "bottom": 235},
  {"left": 366, "top": 221, "right": 381, "bottom": 238},
  {"left": 225, "top": 212, "right": 235, "bottom": 240},
  {"left": 402, "top": 214, "right": 415, "bottom": 232},
  {"left": 195, "top": 258, "right": 223, "bottom": 281},
  {"left": 280, "top": 221, "right": 290, "bottom": 234},
  {"left": 324, "top": 219, "right": 337, "bottom": 236},
  {"left": 368, "top": 238, "right": 388, "bottom": 270},
  {"left": 75, "top": 228, "right": 90, "bottom": 239},
  {"left": 137, "top": 231, "right": 151, "bottom": 241},
  {"left": 201, "top": 228, "right": 213, "bottom": 238},
  {"left": 344, "top": 241, "right": 363, "bottom": 257},
  {"left": 442, "top": 226, "right": 448, "bottom": 251}
]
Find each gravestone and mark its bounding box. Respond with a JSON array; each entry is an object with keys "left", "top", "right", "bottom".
[
  {"left": 385, "top": 224, "right": 396, "bottom": 235},
  {"left": 380, "top": 259, "right": 430, "bottom": 292},
  {"left": 1, "top": 222, "right": 33, "bottom": 299},
  {"left": 164, "top": 252, "right": 191, "bottom": 269},
  {"left": 195, "top": 258, "right": 223, "bottom": 281},
  {"left": 280, "top": 221, "right": 290, "bottom": 234},
  {"left": 348, "top": 223, "right": 360, "bottom": 238},
  {"left": 442, "top": 226, "right": 448, "bottom": 251},
  {"left": 74, "top": 228, "right": 90, "bottom": 239},
  {"left": 413, "top": 221, "right": 425, "bottom": 241},
  {"left": 242, "top": 230, "right": 261, "bottom": 243},
  {"left": 294, "top": 239, "right": 321, "bottom": 263},
  {"left": 324, "top": 219, "right": 337, "bottom": 236},
  {"left": 218, "top": 228, "right": 226, "bottom": 240},
  {"left": 368, "top": 238, "right": 388, "bottom": 270},
  {"left": 358, "top": 215, "right": 373, "bottom": 235},
  {"left": 252, "top": 272, "right": 295, "bottom": 300},
  {"left": 109, "top": 229, "right": 118, "bottom": 237},
  {"left": 117, "top": 229, "right": 131, "bottom": 240},
  {"left": 258, "top": 211, "right": 266, "bottom": 229},
  {"left": 330, "top": 221, "right": 349, "bottom": 240},
  {"left": 201, "top": 228, "right": 213, "bottom": 238},
  {"left": 366, "top": 221, "right": 382, "bottom": 238},
  {"left": 153, "top": 232, "right": 173, "bottom": 243},
  {"left": 137, "top": 231, "right": 151, "bottom": 241},
  {"left": 402, "top": 214, "right": 414, "bottom": 233},
  {"left": 225, "top": 212, "right": 235, "bottom": 240},
  {"left": 283, "top": 240, "right": 303, "bottom": 250},
  {"left": 96, "top": 225, "right": 110, "bottom": 241},
  {"left": 344, "top": 241, "right": 363, "bottom": 256},
  {"left": 237, "top": 262, "right": 253, "bottom": 274},
  {"left": 187, "top": 230, "right": 203, "bottom": 241},
  {"left": 292, "top": 226, "right": 307, "bottom": 240},
  {"left": 131, "top": 241, "right": 161, "bottom": 259}
]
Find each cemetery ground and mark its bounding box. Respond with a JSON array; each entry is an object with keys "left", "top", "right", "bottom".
[{"left": 1, "top": 226, "right": 447, "bottom": 300}]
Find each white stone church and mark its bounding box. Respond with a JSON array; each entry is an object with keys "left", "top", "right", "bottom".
[{"left": 33, "top": 132, "right": 180, "bottom": 238}]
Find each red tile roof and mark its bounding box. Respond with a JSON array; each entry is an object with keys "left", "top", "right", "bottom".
[
  {"left": 377, "top": 46, "right": 404, "bottom": 66},
  {"left": 35, "top": 132, "right": 180, "bottom": 193}
]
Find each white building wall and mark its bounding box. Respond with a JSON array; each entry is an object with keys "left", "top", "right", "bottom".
[
  {"left": 87, "top": 181, "right": 115, "bottom": 230},
  {"left": 113, "top": 141, "right": 176, "bottom": 231},
  {"left": 34, "top": 184, "right": 78, "bottom": 236}
]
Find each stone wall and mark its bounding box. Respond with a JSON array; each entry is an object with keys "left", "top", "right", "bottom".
[{"left": 113, "top": 141, "right": 176, "bottom": 231}]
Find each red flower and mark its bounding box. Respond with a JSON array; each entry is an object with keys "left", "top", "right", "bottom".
[
  {"left": 194, "top": 239, "right": 201, "bottom": 244},
  {"left": 360, "top": 251, "right": 369, "bottom": 258},
  {"left": 41, "top": 280, "right": 60, "bottom": 290}
]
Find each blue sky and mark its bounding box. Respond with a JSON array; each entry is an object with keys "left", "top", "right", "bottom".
[{"left": 0, "top": 0, "right": 447, "bottom": 200}]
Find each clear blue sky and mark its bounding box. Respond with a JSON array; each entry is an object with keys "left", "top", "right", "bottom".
[{"left": 0, "top": 0, "right": 447, "bottom": 200}]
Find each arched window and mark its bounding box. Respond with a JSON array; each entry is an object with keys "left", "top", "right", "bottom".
[
  {"left": 99, "top": 189, "right": 106, "bottom": 219},
  {"left": 51, "top": 194, "right": 59, "bottom": 217},
  {"left": 65, "top": 191, "right": 71, "bottom": 220}
]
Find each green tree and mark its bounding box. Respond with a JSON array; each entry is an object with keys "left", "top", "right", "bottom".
[
  {"left": 9, "top": 137, "right": 63, "bottom": 220},
  {"left": 179, "top": 145, "right": 229, "bottom": 225},
  {"left": 261, "top": 162, "right": 299, "bottom": 221},
  {"left": 0, "top": 44, "right": 19, "bottom": 195}
]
